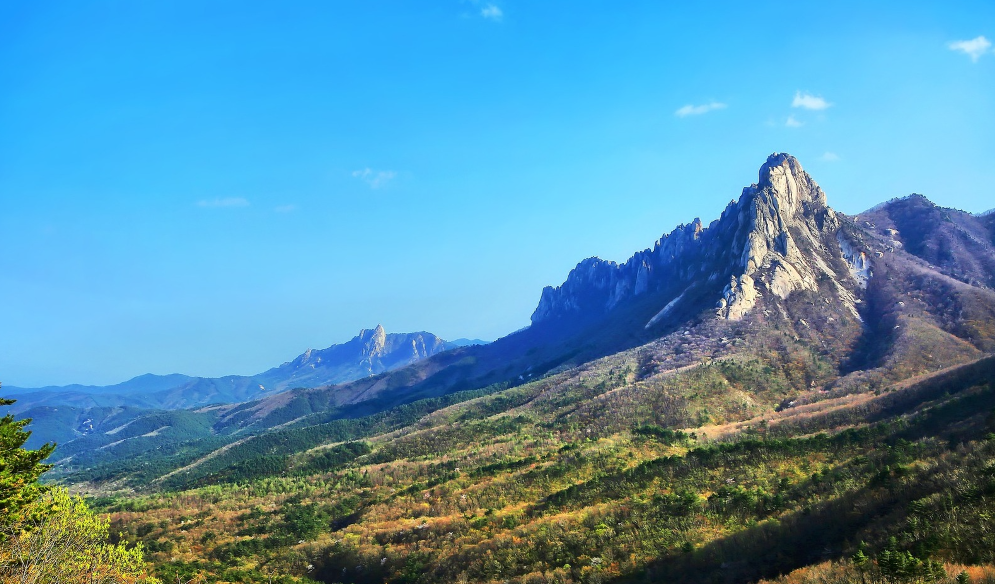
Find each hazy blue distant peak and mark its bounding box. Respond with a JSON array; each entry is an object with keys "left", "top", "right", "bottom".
[
  {"left": 4, "top": 373, "right": 196, "bottom": 396},
  {"left": 4, "top": 326, "right": 463, "bottom": 412},
  {"left": 446, "top": 338, "right": 490, "bottom": 347}
]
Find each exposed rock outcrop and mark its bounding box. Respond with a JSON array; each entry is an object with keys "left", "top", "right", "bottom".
[
  {"left": 272, "top": 324, "right": 450, "bottom": 384},
  {"left": 717, "top": 153, "right": 842, "bottom": 319},
  {"left": 531, "top": 153, "right": 870, "bottom": 328}
]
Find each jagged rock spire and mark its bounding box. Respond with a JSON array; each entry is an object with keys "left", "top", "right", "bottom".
[
  {"left": 531, "top": 153, "right": 869, "bottom": 328},
  {"left": 718, "top": 153, "right": 840, "bottom": 318}
]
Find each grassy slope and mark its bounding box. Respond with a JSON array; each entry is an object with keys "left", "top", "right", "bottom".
[
  {"left": 92, "top": 341, "right": 995, "bottom": 584},
  {"left": 60, "top": 198, "right": 995, "bottom": 583}
]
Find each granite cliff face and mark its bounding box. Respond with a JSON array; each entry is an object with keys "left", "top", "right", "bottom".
[{"left": 532, "top": 153, "right": 868, "bottom": 329}]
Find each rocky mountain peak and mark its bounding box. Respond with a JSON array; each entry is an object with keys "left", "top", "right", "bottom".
[
  {"left": 295, "top": 348, "right": 316, "bottom": 366},
  {"left": 532, "top": 152, "right": 867, "bottom": 329},
  {"left": 269, "top": 325, "right": 451, "bottom": 390},
  {"left": 359, "top": 324, "right": 388, "bottom": 359},
  {"left": 754, "top": 153, "right": 827, "bottom": 215},
  {"left": 717, "top": 153, "right": 844, "bottom": 318}
]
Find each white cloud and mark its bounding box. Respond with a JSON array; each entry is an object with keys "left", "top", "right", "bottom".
[
  {"left": 274, "top": 204, "right": 297, "bottom": 213},
  {"left": 352, "top": 168, "right": 397, "bottom": 189},
  {"left": 948, "top": 36, "right": 991, "bottom": 62},
  {"left": 785, "top": 115, "right": 804, "bottom": 128},
  {"left": 196, "top": 197, "right": 250, "bottom": 208},
  {"left": 481, "top": 4, "right": 503, "bottom": 21},
  {"left": 792, "top": 91, "right": 832, "bottom": 110},
  {"left": 821, "top": 152, "right": 840, "bottom": 162},
  {"left": 674, "top": 101, "right": 727, "bottom": 117}
]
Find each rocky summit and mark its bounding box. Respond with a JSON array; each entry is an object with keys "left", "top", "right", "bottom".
[
  {"left": 263, "top": 324, "right": 454, "bottom": 389},
  {"left": 532, "top": 153, "right": 868, "bottom": 328}
]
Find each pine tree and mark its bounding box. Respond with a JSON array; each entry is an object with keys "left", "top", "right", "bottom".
[
  {"left": 851, "top": 541, "right": 870, "bottom": 584},
  {"left": 0, "top": 387, "right": 55, "bottom": 524}
]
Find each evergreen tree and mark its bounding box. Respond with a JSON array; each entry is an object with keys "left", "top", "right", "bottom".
[{"left": 0, "top": 388, "right": 54, "bottom": 524}]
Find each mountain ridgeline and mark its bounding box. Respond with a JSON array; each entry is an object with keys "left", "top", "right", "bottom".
[
  {"left": 18, "top": 153, "right": 995, "bottom": 584},
  {"left": 7, "top": 325, "right": 465, "bottom": 412},
  {"left": 3, "top": 327, "right": 478, "bottom": 449},
  {"left": 189, "top": 153, "right": 995, "bottom": 431}
]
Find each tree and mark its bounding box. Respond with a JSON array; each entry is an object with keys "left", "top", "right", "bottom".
[
  {"left": 0, "top": 487, "right": 161, "bottom": 584},
  {"left": 0, "top": 386, "right": 159, "bottom": 583},
  {"left": 0, "top": 389, "right": 54, "bottom": 524},
  {"left": 852, "top": 541, "right": 870, "bottom": 584}
]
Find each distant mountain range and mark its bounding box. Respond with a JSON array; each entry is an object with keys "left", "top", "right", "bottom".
[{"left": 5, "top": 325, "right": 488, "bottom": 413}]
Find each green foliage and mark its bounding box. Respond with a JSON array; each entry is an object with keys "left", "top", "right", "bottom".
[
  {"left": 632, "top": 425, "right": 694, "bottom": 444},
  {"left": 0, "top": 393, "right": 54, "bottom": 524},
  {"left": 154, "top": 384, "right": 514, "bottom": 490},
  {"left": 280, "top": 500, "right": 326, "bottom": 541},
  {"left": 876, "top": 537, "right": 947, "bottom": 582},
  {"left": 61, "top": 349, "right": 995, "bottom": 583},
  {"left": 0, "top": 487, "right": 159, "bottom": 583}
]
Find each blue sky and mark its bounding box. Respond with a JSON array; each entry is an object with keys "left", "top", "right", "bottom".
[{"left": 2, "top": 1, "right": 993, "bottom": 386}]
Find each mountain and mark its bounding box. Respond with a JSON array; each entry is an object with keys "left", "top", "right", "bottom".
[
  {"left": 856, "top": 193, "right": 995, "bottom": 289},
  {"left": 4, "top": 373, "right": 198, "bottom": 396},
  {"left": 197, "top": 152, "right": 988, "bottom": 433},
  {"left": 26, "top": 153, "right": 995, "bottom": 584},
  {"left": 46, "top": 152, "right": 995, "bottom": 480},
  {"left": 252, "top": 325, "right": 460, "bottom": 393},
  {"left": 531, "top": 152, "right": 865, "bottom": 327},
  {"left": 5, "top": 325, "right": 456, "bottom": 414},
  {"left": 2, "top": 326, "right": 463, "bottom": 449}
]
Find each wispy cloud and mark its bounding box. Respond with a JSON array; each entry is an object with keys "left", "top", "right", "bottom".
[
  {"left": 949, "top": 35, "right": 991, "bottom": 62},
  {"left": 196, "top": 197, "right": 250, "bottom": 208},
  {"left": 274, "top": 204, "right": 297, "bottom": 213},
  {"left": 821, "top": 152, "right": 840, "bottom": 162},
  {"left": 785, "top": 115, "right": 804, "bottom": 128},
  {"left": 674, "top": 101, "right": 727, "bottom": 118},
  {"left": 352, "top": 168, "right": 397, "bottom": 189},
  {"left": 481, "top": 3, "right": 503, "bottom": 21},
  {"left": 792, "top": 91, "right": 832, "bottom": 110}
]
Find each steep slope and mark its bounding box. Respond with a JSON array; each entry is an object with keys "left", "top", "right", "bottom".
[
  {"left": 857, "top": 194, "right": 995, "bottom": 288},
  {"left": 101, "top": 345, "right": 995, "bottom": 584},
  {"left": 533, "top": 153, "right": 861, "bottom": 325},
  {"left": 202, "top": 154, "right": 879, "bottom": 432}
]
